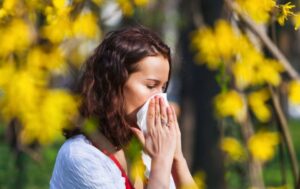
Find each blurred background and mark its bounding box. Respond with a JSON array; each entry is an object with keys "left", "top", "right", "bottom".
[{"left": 1, "top": 0, "right": 300, "bottom": 188}]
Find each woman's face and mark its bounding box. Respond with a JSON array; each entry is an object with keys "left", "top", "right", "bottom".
[{"left": 123, "top": 55, "right": 170, "bottom": 126}]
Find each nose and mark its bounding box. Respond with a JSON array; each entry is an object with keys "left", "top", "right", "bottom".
[{"left": 153, "top": 89, "right": 164, "bottom": 96}]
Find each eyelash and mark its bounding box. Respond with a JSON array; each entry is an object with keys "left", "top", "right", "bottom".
[
  {"left": 147, "top": 85, "right": 156, "bottom": 89},
  {"left": 147, "top": 85, "right": 166, "bottom": 91}
]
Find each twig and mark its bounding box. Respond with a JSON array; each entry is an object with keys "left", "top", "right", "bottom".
[
  {"left": 269, "top": 85, "right": 299, "bottom": 187},
  {"left": 240, "top": 114, "right": 265, "bottom": 189}
]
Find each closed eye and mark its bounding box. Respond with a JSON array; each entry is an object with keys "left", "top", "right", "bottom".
[{"left": 147, "top": 85, "right": 156, "bottom": 89}]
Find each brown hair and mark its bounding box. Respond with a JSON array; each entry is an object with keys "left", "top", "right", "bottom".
[{"left": 64, "top": 26, "right": 171, "bottom": 149}]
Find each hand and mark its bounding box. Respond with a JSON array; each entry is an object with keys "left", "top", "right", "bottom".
[{"left": 131, "top": 96, "right": 177, "bottom": 160}]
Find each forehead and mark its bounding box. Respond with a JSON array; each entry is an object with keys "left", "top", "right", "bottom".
[{"left": 134, "top": 55, "right": 170, "bottom": 81}]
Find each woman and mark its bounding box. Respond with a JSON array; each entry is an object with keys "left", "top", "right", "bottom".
[{"left": 50, "top": 26, "right": 196, "bottom": 189}]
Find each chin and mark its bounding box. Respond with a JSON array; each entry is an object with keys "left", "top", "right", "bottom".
[{"left": 125, "top": 111, "right": 138, "bottom": 126}]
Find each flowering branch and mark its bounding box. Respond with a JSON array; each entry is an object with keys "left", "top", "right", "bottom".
[
  {"left": 224, "top": 0, "right": 300, "bottom": 187},
  {"left": 225, "top": 0, "right": 300, "bottom": 80}
]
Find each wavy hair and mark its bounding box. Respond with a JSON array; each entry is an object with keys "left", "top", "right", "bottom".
[{"left": 64, "top": 26, "right": 171, "bottom": 149}]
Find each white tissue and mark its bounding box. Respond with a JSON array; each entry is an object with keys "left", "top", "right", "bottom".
[
  {"left": 136, "top": 93, "right": 169, "bottom": 134},
  {"left": 136, "top": 93, "right": 176, "bottom": 189}
]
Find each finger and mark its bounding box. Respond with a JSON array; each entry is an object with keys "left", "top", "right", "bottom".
[
  {"left": 159, "top": 97, "right": 168, "bottom": 127},
  {"left": 155, "top": 96, "right": 162, "bottom": 128},
  {"left": 170, "top": 106, "right": 179, "bottom": 126},
  {"left": 146, "top": 98, "right": 155, "bottom": 132},
  {"left": 171, "top": 105, "right": 180, "bottom": 133},
  {"left": 167, "top": 106, "right": 174, "bottom": 127},
  {"left": 130, "top": 127, "right": 145, "bottom": 146}
]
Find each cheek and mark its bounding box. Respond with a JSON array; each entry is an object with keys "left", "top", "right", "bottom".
[{"left": 124, "top": 85, "right": 152, "bottom": 114}]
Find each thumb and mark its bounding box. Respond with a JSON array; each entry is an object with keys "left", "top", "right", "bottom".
[{"left": 130, "top": 127, "right": 145, "bottom": 146}]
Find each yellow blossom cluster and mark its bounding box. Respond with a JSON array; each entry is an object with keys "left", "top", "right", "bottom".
[
  {"left": 0, "top": 19, "right": 33, "bottom": 57},
  {"left": 248, "top": 131, "right": 280, "bottom": 162},
  {"left": 288, "top": 80, "right": 300, "bottom": 105},
  {"left": 235, "top": 0, "right": 276, "bottom": 23},
  {"left": 277, "top": 2, "right": 295, "bottom": 26},
  {"left": 214, "top": 90, "right": 246, "bottom": 122},
  {"left": 214, "top": 88, "right": 274, "bottom": 123},
  {"left": 182, "top": 171, "right": 206, "bottom": 189},
  {"left": 192, "top": 20, "right": 284, "bottom": 90},
  {"left": 191, "top": 20, "right": 240, "bottom": 70},
  {"left": 248, "top": 89, "right": 271, "bottom": 122},
  {"left": 20, "top": 90, "right": 79, "bottom": 144},
  {"left": 0, "top": 63, "right": 79, "bottom": 145},
  {"left": 26, "top": 46, "right": 66, "bottom": 73},
  {"left": 117, "top": 0, "right": 150, "bottom": 16},
  {"left": 0, "top": 0, "right": 107, "bottom": 145},
  {"left": 235, "top": 0, "right": 300, "bottom": 30},
  {"left": 233, "top": 53, "right": 283, "bottom": 90},
  {"left": 221, "top": 137, "right": 245, "bottom": 162},
  {"left": 42, "top": 3, "right": 100, "bottom": 43},
  {"left": 293, "top": 12, "right": 300, "bottom": 30}
]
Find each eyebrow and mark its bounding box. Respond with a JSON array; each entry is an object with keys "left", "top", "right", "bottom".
[{"left": 146, "top": 79, "right": 168, "bottom": 85}]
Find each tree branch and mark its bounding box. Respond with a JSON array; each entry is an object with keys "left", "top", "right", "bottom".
[
  {"left": 225, "top": 0, "right": 300, "bottom": 80},
  {"left": 269, "top": 85, "right": 299, "bottom": 187}
]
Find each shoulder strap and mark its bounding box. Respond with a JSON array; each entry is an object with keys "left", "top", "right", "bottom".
[{"left": 91, "top": 142, "right": 135, "bottom": 189}]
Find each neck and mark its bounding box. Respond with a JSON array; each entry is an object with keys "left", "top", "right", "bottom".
[
  {"left": 89, "top": 131, "right": 118, "bottom": 154},
  {"left": 89, "top": 131, "right": 128, "bottom": 173}
]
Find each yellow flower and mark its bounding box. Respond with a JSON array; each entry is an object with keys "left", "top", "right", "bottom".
[
  {"left": 248, "top": 89, "right": 271, "bottom": 122},
  {"left": 117, "top": 0, "right": 134, "bottom": 16},
  {"left": 20, "top": 90, "right": 79, "bottom": 144},
  {"left": 288, "top": 80, "right": 300, "bottom": 105},
  {"left": 277, "top": 2, "right": 295, "bottom": 26},
  {"left": 25, "top": 0, "right": 46, "bottom": 12},
  {"left": 255, "top": 59, "right": 282, "bottom": 86},
  {"left": 0, "top": 70, "right": 45, "bottom": 121},
  {"left": 73, "top": 12, "right": 100, "bottom": 39},
  {"left": 214, "top": 20, "right": 239, "bottom": 60},
  {"left": 248, "top": 131, "right": 279, "bottom": 162},
  {"left": 221, "top": 137, "right": 245, "bottom": 161},
  {"left": 191, "top": 27, "right": 221, "bottom": 69},
  {"left": 52, "top": 0, "right": 69, "bottom": 12},
  {"left": 0, "top": 19, "right": 33, "bottom": 57},
  {"left": 236, "top": 0, "right": 276, "bottom": 23},
  {"left": 292, "top": 12, "right": 300, "bottom": 30},
  {"left": 191, "top": 20, "right": 240, "bottom": 69},
  {"left": 2, "top": 0, "right": 17, "bottom": 11},
  {"left": 26, "top": 46, "right": 66, "bottom": 73},
  {"left": 0, "top": 63, "right": 15, "bottom": 88},
  {"left": 233, "top": 44, "right": 283, "bottom": 88},
  {"left": 42, "top": 8, "right": 73, "bottom": 43},
  {"left": 134, "top": 0, "right": 149, "bottom": 7},
  {"left": 214, "top": 90, "right": 246, "bottom": 122},
  {"left": 0, "top": 8, "right": 8, "bottom": 19},
  {"left": 190, "top": 171, "right": 206, "bottom": 189},
  {"left": 232, "top": 62, "right": 255, "bottom": 89}
]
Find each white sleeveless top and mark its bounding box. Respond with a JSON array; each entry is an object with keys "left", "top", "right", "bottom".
[{"left": 50, "top": 134, "right": 126, "bottom": 189}]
